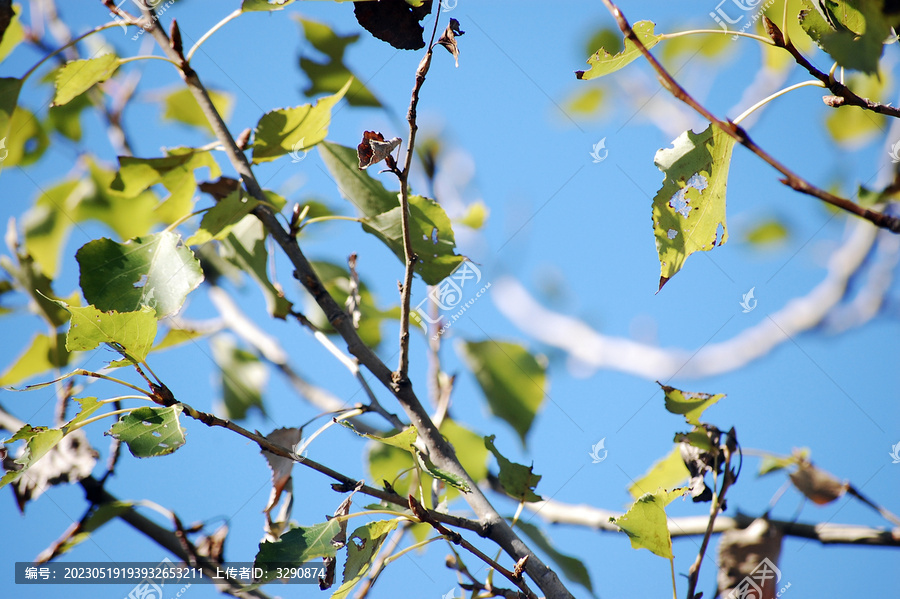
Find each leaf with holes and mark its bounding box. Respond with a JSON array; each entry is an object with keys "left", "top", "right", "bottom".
[
  {"left": 576, "top": 21, "right": 661, "bottom": 79},
  {"left": 254, "top": 519, "right": 342, "bottom": 582},
  {"left": 76, "top": 231, "right": 203, "bottom": 318},
  {"left": 0, "top": 425, "right": 64, "bottom": 490},
  {"left": 484, "top": 435, "right": 542, "bottom": 502},
  {"left": 106, "top": 406, "right": 185, "bottom": 458},
  {"left": 331, "top": 519, "right": 400, "bottom": 599},
  {"left": 652, "top": 124, "right": 734, "bottom": 291},
  {"left": 52, "top": 54, "right": 119, "bottom": 106}
]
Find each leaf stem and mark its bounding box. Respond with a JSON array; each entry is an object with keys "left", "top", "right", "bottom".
[
  {"left": 658, "top": 29, "right": 773, "bottom": 45},
  {"left": 118, "top": 55, "right": 179, "bottom": 66},
  {"left": 732, "top": 79, "right": 826, "bottom": 124},
  {"left": 22, "top": 22, "right": 124, "bottom": 81},
  {"left": 64, "top": 407, "right": 137, "bottom": 433},
  {"left": 186, "top": 9, "right": 242, "bottom": 63},
  {"left": 296, "top": 215, "right": 363, "bottom": 232}
]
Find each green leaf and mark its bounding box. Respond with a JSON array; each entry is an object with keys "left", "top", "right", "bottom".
[
  {"left": 484, "top": 435, "right": 542, "bottom": 502},
  {"left": 652, "top": 124, "right": 734, "bottom": 291},
  {"left": 296, "top": 18, "right": 381, "bottom": 107},
  {"left": 0, "top": 425, "right": 64, "bottom": 490},
  {"left": 3, "top": 106, "right": 48, "bottom": 167},
  {"left": 0, "top": 253, "right": 71, "bottom": 327},
  {"left": 106, "top": 405, "right": 185, "bottom": 458},
  {"left": 810, "top": 0, "right": 895, "bottom": 74},
  {"left": 52, "top": 54, "right": 119, "bottom": 106},
  {"left": 629, "top": 445, "right": 690, "bottom": 499},
  {"left": 0, "top": 332, "right": 69, "bottom": 387},
  {"left": 440, "top": 419, "right": 488, "bottom": 485},
  {"left": 78, "top": 158, "right": 161, "bottom": 239},
  {"left": 516, "top": 521, "right": 594, "bottom": 593},
  {"left": 64, "top": 397, "right": 105, "bottom": 432},
  {"left": 0, "top": 77, "right": 23, "bottom": 144},
  {"left": 799, "top": 0, "right": 835, "bottom": 46},
  {"left": 186, "top": 188, "right": 260, "bottom": 245},
  {"left": 743, "top": 218, "right": 790, "bottom": 246},
  {"left": 220, "top": 216, "right": 293, "bottom": 319},
  {"left": 460, "top": 341, "right": 546, "bottom": 444},
  {"left": 362, "top": 194, "right": 466, "bottom": 285},
  {"left": 162, "top": 87, "right": 233, "bottom": 134},
  {"left": 319, "top": 141, "right": 398, "bottom": 216},
  {"left": 76, "top": 231, "right": 204, "bottom": 318},
  {"left": 416, "top": 451, "right": 471, "bottom": 493},
  {"left": 456, "top": 200, "right": 489, "bottom": 230},
  {"left": 251, "top": 78, "right": 351, "bottom": 164},
  {"left": 331, "top": 520, "right": 400, "bottom": 599},
  {"left": 60, "top": 303, "right": 157, "bottom": 363},
  {"left": 242, "top": 0, "right": 296, "bottom": 12},
  {"left": 254, "top": 520, "right": 342, "bottom": 577},
  {"left": 22, "top": 179, "right": 80, "bottom": 278},
  {"left": 758, "top": 449, "right": 807, "bottom": 476},
  {"left": 367, "top": 443, "right": 416, "bottom": 498},
  {"left": 0, "top": 8, "right": 24, "bottom": 65},
  {"left": 46, "top": 93, "right": 91, "bottom": 141},
  {"left": 210, "top": 335, "right": 267, "bottom": 420},
  {"left": 153, "top": 325, "right": 210, "bottom": 352},
  {"left": 340, "top": 421, "right": 418, "bottom": 451},
  {"left": 576, "top": 21, "right": 661, "bottom": 80},
  {"left": 610, "top": 488, "right": 685, "bottom": 558},
  {"left": 111, "top": 148, "right": 221, "bottom": 200},
  {"left": 660, "top": 383, "right": 725, "bottom": 425}
]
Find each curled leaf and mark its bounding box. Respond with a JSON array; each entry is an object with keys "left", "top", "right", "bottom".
[
  {"left": 357, "top": 130, "right": 401, "bottom": 170},
  {"left": 437, "top": 18, "right": 464, "bottom": 67}
]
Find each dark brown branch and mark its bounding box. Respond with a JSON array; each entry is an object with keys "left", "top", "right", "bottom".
[
  {"left": 137, "top": 8, "right": 573, "bottom": 598},
  {"left": 409, "top": 495, "right": 538, "bottom": 599},
  {"left": 600, "top": 0, "right": 900, "bottom": 234},
  {"left": 763, "top": 18, "right": 900, "bottom": 119}
]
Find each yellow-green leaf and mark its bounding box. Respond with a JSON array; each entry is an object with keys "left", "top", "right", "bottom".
[
  {"left": 610, "top": 487, "right": 686, "bottom": 558},
  {"left": 52, "top": 54, "right": 119, "bottom": 106},
  {"left": 576, "top": 21, "right": 661, "bottom": 80}
]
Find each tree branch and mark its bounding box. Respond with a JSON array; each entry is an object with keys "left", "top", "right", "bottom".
[
  {"left": 137, "top": 8, "right": 574, "bottom": 598},
  {"left": 599, "top": 0, "right": 900, "bottom": 234}
]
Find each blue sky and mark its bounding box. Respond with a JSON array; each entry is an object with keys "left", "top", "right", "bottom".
[{"left": 1, "top": 1, "right": 899, "bottom": 598}]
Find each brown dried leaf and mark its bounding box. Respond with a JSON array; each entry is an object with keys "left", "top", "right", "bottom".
[
  {"left": 437, "top": 18, "right": 464, "bottom": 67},
  {"left": 717, "top": 518, "right": 783, "bottom": 599},
  {"left": 789, "top": 459, "right": 847, "bottom": 505},
  {"left": 261, "top": 427, "right": 302, "bottom": 515},
  {"left": 330, "top": 480, "right": 364, "bottom": 548},
  {"left": 196, "top": 524, "right": 229, "bottom": 563},
  {"left": 199, "top": 177, "right": 242, "bottom": 202},
  {"left": 357, "top": 130, "right": 401, "bottom": 170},
  {"left": 318, "top": 556, "right": 336, "bottom": 590}
]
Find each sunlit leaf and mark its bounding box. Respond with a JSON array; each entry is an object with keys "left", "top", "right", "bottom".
[
  {"left": 3, "top": 106, "right": 48, "bottom": 167},
  {"left": 460, "top": 341, "right": 546, "bottom": 444},
  {"left": 251, "top": 78, "right": 351, "bottom": 163},
  {"left": 52, "top": 54, "right": 119, "bottom": 106},
  {"left": 52, "top": 501, "right": 134, "bottom": 556},
  {"left": 743, "top": 218, "right": 789, "bottom": 246},
  {"left": 660, "top": 383, "right": 725, "bottom": 426},
  {"left": 242, "top": 0, "right": 296, "bottom": 12},
  {"left": 162, "top": 87, "right": 233, "bottom": 134},
  {"left": 0, "top": 77, "right": 23, "bottom": 145},
  {"left": 254, "top": 519, "right": 342, "bottom": 581},
  {"left": 58, "top": 302, "right": 157, "bottom": 363},
  {"left": 0, "top": 7, "right": 24, "bottom": 65},
  {"left": 576, "top": 21, "right": 661, "bottom": 80},
  {"left": 653, "top": 124, "right": 734, "bottom": 291},
  {"left": 0, "top": 332, "right": 69, "bottom": 387},
  {"left": 0, "top": 425, "right": 64, "bottom": 490},
  {"left": 331, "top": 520, "right": 400, "bottom": 599},
  {"left": 107, "top": 405, "right": 185, "bottom": 458},
  {"left": 484, "top": 435, "right": 541, "bottom": 502},
  {"left": 187, "top": 188, "right": 260, "bottom": 246},
  {"left": 456, "top": 201, "right": 489, "bottom": 230},
  {"left": 629, "top": 445, "right": 690, "bottom": 499},
  {"left": 610, "top": 487, "right": 686, "bottom": 558},
  {"left": 46, "top": 93, "right": 91, "bottom": 141},
  {"left": 76, "top": 232, "right": 202, "bottom": 319}
]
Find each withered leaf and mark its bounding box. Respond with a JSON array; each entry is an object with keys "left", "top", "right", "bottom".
[
  {"left": 789, "top": 459, "right": 847, "bottom": 505},
  {"left": 353, "top": 0, "right": 433, "bottom": 50},
  {"left": 437, "top": 18, "right": 464, "bottom": 67},
  {"left": 199, "top": 177, "right": 242, "bottom": 202},
  {"left": 357, "top": 130, "right": 401, "bottom": 170}
]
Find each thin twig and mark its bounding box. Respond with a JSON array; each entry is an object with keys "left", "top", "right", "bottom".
[
  {"left": 395, "top": 8, "right": 444, "bottom": 383},
  {"left": 599, "top": 0, "right": 900, "bottom": 234},
  {"left": 764, "top": 18, "right": 900, "bottom": 118},
  {"left": 408, "top": 495, "right": 538, "bottom": 599}
]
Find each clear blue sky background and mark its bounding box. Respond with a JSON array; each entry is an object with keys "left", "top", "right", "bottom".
[{"left": 1, "top": 1, "right": 898, "bottom": 598}]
